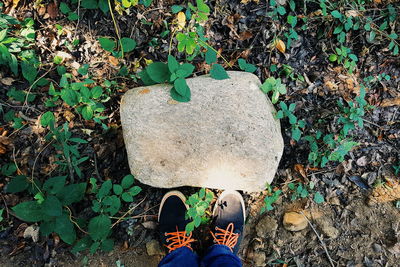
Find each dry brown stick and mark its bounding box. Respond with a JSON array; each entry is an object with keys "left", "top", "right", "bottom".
[
  {"left": 300, "top": 211, "right": 336, "bottom": 267},
  {"left": 111, "top": 197, "right": 147, "bottom": 228}
]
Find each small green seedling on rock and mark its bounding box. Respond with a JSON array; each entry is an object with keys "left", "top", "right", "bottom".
[{"left": 185, "top": 188, "right": 214, "bottom": 234}]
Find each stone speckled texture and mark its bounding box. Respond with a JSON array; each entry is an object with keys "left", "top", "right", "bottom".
[{"left": 120, "top": 71, "right": 283, "bottom": 192}]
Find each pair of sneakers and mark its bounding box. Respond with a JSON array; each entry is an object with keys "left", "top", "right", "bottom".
[{"left": 158, "top": 190, "right": 245, "bottom": 255}]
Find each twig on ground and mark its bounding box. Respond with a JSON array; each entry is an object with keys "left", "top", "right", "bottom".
[
  {"left": 65, "top": 205, "right": 89, "bottom": 234},
  {"left": 111, "top": 197, "right": 147, "bottom": 228},
  {"left": 300, "top": 211, "right": 336, "bottom": 267}
]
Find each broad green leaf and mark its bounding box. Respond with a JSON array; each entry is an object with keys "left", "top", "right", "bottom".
[
  {"left": 167, "top": 55, "right": 180, "bottom": 73},
  {"left": 99, "top": 37, "right": 115, "bottom": 52},
  {"left": 185, "top": 221, "right": 195, "bottom": 233},
  {"left": 72, "top": 236, "right": 93, "bottom": 254},
  {"left": 177, "top": 63, "right": 194, "bottom": 78},
  {"left": 6, "top": 175, "right": 29, "bottom": 193},
  {"left": 40, "top": 111, "right": 55, "bottom": 127},
  {"left": 43, "top": 176, "right": 67, "bottom": 195},
  {"left": 98, "top": 0, "right": 109, "bottom": 14},
  {"left": 146, "top": 62, "right": 169, "bottom": 83},
  {"left": 129, "top": 186, "right": 142, "bottom": 196},
  {"left": 81, "top": 0, "right": 98, "bottom": 9},
  {"left": 59, "top": 2, "right": 71, "bottom": 14},
  {"left": 121, "top": 192, "right": 133, "bottom": 202},
  {"left": 121, "top": 174, "right": 134, "bottom": 189},
  {"left": 174, "top": 77, "right": 190, "bottom": 96},
  {"left": 120, "top": 37, "right": 136, "bottom": 53},
  {"left": 61, "top": 89, "right": 78, "bottom": 106},
  {"left": 40, "top": 220, "right": 55, "bottom": 236},
  {"left": 113, "top": 184, "right": 123, "bottom": 195},
  {"left": 78, "top": 64, "right": 89, "bottom": 76},
  {"left": 205, "top": 49, "right": 217, "bottom": 64},
  {"left": 170, "top": 87, "right": 190, "bottom": 102},
  {"left": 21, "top": 61, "right": 38, "bottom": 84},
  {"left": 68, "top": 12, "right": 79, "bottom": 21},
  {"left": 100, "top": 238, "right": 114, "bottom": 252},
  {"left": 313, "top": 192, "right": 325, "bottom": 204},
  {"left": 57, "top": 183, "right": 86, "bottom": 205},
  {"left": 329, "top": 54, "right": 337, "bottom": 62},
  {"left": 12, "top": 201, "right": 49, "bottom": 222},
  {"left": 55, "top": 213, "right": 76, "bottom": 244},
  {"left": 210, "top": 64, "right": 229, "bottom": 80},
  {"left": 91, "top": 86, "right": 103, "bottom": 99},
  {"left": 42, "top": 195, "right": 62, "bottom": 217},
  {"left": 98, "top": 180, "right": 112, "bottom": 199},
  {"left": 88, "top": 214, "right": 111, "bottom": 241},
  {"left": 90, "top": 241, "right": 101, "bottom": 254},
  {"left": 331, "top": 10, "right": 341, "bottom": 19},
  {"left": 171, "top": 5, "right": 184, "bottom": 13},
  {"left": 82, "top": 105, "right": 93, "bottom": 120},
  {"left": 138, "top": 69, "right": 157, "bottom": 85}
]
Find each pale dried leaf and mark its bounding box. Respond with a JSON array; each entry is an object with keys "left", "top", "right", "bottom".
[
  {"left": 176, "top": 12, "right": 186, "bottom": 30},
  {"left": 380, "top": 97, "right": 400, "bottom": 107},
  {"left": 274, "top": 39, "right": 286, "bottom": 53}
]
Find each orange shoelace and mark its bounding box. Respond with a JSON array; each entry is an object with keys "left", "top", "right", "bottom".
[
  {"left": 165, "top": 227, "right": 196, "bottom": 252},
  {"left": 210, "top": 222, "right": 239, "bottom": 251}
]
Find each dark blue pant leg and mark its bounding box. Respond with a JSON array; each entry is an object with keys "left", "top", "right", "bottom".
[
  {"left": 158, "top": 246, "right": 200, "bottom": 267},
  {"left": 201, "top": 245, "right": 242, "bottom": 267}
]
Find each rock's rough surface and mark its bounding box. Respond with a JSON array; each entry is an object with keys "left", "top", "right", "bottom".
[{"left": 120, "top": 71, "right": 283, "bottom": 192}]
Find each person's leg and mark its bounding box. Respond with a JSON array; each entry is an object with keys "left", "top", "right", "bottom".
[
  {"left": 157, "top": 191, "right": 199, "bottom": 267},
  {"left": 201, "top": 190, "right": 245, "bottom": 267}
]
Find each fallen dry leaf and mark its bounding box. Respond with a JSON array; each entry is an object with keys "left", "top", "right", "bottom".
[
  {"left": 108, "top": 55, "right": 119, "bottom": 66},
  {"left": 274, "top": 38, "right": 286, "bottom": 53},
  {"left": 294, "top": 164, "right": 307, "bottom": 180},
  {"left": 1, "top": 77, "right": 14, "bottom": 85},
  {"left": 238, "top": 31, "right": 253, "bottom": 41},
  {"left": 176, "top": 12, "right": 186, "bottom": 30},
  {"left": 380, "top": 97, "right": 400, "bottom": 107},
  {"left": 47, "top": 1, "right": 59, "bottom": 19}
]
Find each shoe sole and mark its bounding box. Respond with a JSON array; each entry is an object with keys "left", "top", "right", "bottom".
[
  {"left": 158, "top": 190, "right": 188, "bottom": 222},
  {"left": 212, "top": 190, "right": 246, "bottom": 221}
]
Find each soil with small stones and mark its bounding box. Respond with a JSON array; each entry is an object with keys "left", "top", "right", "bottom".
[{"left": 1, "top": 0, "right": 399, "bottom": 266}]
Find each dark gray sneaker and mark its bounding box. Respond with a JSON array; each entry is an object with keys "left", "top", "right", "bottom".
[
  {"left": 211, "top": 190, "right": 246, "bottom": 254},
  {"left": 158, "top": 191, "right": 195, "bottom": 253}
]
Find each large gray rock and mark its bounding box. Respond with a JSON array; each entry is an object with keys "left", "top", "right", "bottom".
[{"left": 120, "top": 71, "right": 283, "bottom": 192}]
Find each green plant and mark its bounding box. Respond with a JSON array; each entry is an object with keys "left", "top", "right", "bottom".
[
  {"left": 276, "top": 102, "right": 306, "bottom": 142},
  {"left": 287, "top": 182, "right": 325, "bottom": 204},
  {"left": 59, "top": 2, "right": 79, "bottom": 21},
  {"left": 72, "top": 175, "right": 141, "bottom": 254},
  {"left": 46, "top": 74, "right": 108, "bottom": 128},
  {"left": 3, "top": 110, "right": 24, "bottom": 129},
  {"left": 140, "top": 55, "right": 229, "bottom": 102},
  {"left": 174, "top": 0, "right": 210, "bottom": 56},
  {"left": 10, "top": 175, "right": 86, "bottom": 245},
  {"left": 328, "top": 45, "right": 358, "bottom": 74},
  {"left": 260, "top": 77, "right": 287, "bottom": 104},
  {"left": 261, "top": 185, "right": 282, "bottom": 213},
  {"left": 42, "top": 118, "right": 89, "bottom": 180},
  {"left": 0, "top": 13, "right": 38, "bottom": 84},
  {"left": 337, "top": 85, "right": 369, "bottom": 136},
  {"left": 185, "top": 188, "right": 214, "bottom": 233},
  {"left": 238, "top": 58, "right": 257, "bottom": 73},
  {"left": 305, "top": 132, "right": 359, "bottom": 167},
  {"left": 99, "top": 36, "right": 136, "bottom": 58}
]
